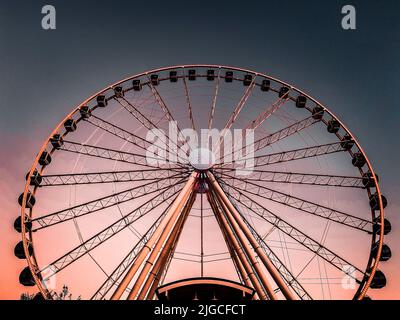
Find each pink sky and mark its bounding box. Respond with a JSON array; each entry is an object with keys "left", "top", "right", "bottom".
[
  {"left": 1, "top": 129, "right": 399, "bottom": 300},
  {"left": 1, "top": 78, "right": 399, "bottom": 300}
]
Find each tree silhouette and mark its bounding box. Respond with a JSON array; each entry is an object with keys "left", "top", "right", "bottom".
[{"left": 20, "top": 285, "right": 81, "bottom": 300}]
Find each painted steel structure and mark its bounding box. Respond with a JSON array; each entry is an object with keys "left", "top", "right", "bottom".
[{"left": 16, "top": 65, "right": 389, "bottom": 300}]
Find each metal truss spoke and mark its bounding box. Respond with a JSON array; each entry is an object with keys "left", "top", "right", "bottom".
[
  {"left": 245, "top": 95, "right": 290, "bottom": 130},
  {"left": 86, "top": 115, "right": 150, "bottom": 152},
  {"left": 218, "top": 176, "right": 371, "bottom": 232},
  {"left": 221, "top": 142, "right": 346, "bottom": 169},
  {"left": 217, "top": 116, "right": 319, "bottom": 165},
  {"left": 223, "top": 78, "right": 256, "bottom": 130},
  {"left": 60, "top": 140, "right": 182, "bottom": 169},
  {"left": 116, "top": 96, "right": 156, "bottom": 131},
  {"left": 214, "top": 170, "right": 364, "bottom": 188},
  {"left": 251, "top": 116, "right": 319, "bottom": 153},
  {"left": 146, "top": 76, "right": 191, "bottom": 154},
  {"left": 146, "top": 79, "right": 176, "bottom": 123},
  {"left": 39, "top": 179, "right": 187, "bottom": 280},
  {"left": 182, "top": 75, "right": 196, "bottom": 130},
  {"left": 218, "top": 181, "right": 364, "bottom": 281},
  {"left": 85, "top": 115, "right": 186, "bottom": 166},
  {"left": 32, "top": 172, "right": 187, "bottom": 230},
  {"left": 213, "top": 76, "right": 257, "bottom": 156},
  {"left": 208, "top": 69, "right": 221, "bottom": 130},
  {"left": 91, "top": 201, "right": 174, "bottom": 300},
  {"left": 41, "top": 168, "right": 187, "bottom": 187},
  {"left": 115, "top": 97, "right": 188, "bottom": 164}
]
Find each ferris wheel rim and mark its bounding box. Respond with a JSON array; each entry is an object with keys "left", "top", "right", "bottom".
[{"left": 18, "top": 64, "right": 386, "bottom": 300}]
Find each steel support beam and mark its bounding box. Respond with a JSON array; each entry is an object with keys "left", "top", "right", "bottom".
[
  {"left": 126, "top": 187, "right": 192, "bottom": 299},
  {"left": 111, "top": 172, "right": 198, "bottom": 300},
  {"left": 138, "top": 192, "right": 196, "bottom": 300},
  {"left": 207, "top": 193, "right": 258, "bottom": 298},
  {"left": 210, "top": 189, "right": 275, "bottom": 300},
  {"left": 207, "top": 172, "right": 295, "bottom": 300}
]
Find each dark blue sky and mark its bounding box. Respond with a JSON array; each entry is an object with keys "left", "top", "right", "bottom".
[
  {"left": 0, "top": 0, "right": 400, "bottom": 167},
  {"left": 2, "top": 0, "right": 399, "bottom": 190},
  {"left": 1, "top": 0, "right": 399, "bottom": 298}
]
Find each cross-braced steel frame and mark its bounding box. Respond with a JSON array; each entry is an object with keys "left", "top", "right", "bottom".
[{"left": 17, "top": 65, "right": 388, "bottom": 300}]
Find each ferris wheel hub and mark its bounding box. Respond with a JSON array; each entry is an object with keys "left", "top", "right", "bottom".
[{"left": 189, "top": 148, "right": 216, "bottom": 171}]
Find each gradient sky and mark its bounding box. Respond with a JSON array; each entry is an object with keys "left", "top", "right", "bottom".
[{"left": 1, "top": 0, "right": 399, "bottom": 299}]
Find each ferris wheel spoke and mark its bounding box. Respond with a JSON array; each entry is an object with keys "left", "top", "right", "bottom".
[
  {"left": 216, "top": 116, "right": 320, "bottom": 165},
  {"left": 86, "top": 115, "right": 148, "bottom": 151},
  {"left": 215, "top": 169, "right": 365, "bottom": 188},
  {"left": 245, "top": 95, "right": 290, "bottom": 131},
  {"left": 213, "top": 76, "right": 257, "bottom": 156},
  {"left": 60, "top": 140, "right": 184, "bottom": 170},
  {"left": 84, "top": 115, "right": 186, "bottom": 167},
  {"left": 252, "top": 116, "right": 320, "bottom": 154},
  {"left": 38, "top": 179, "right": 188, "bottom": 281},
  {"left": 116, "top": 96, "right": 156, "bottom": 130},
  {"left": 236, "top": 211, "right": 313, "bottom": 300},
  {"left": 220, "top": 142, "right": 346, "bottom": 169},
  {"left": 115, "top": 97, "right": 188, "bottom": 164},
  {"left": 146, "top": 77, "right": 191, "bottom": 154},
  {"left": 218, "top": 175, "right": 371, "bottom": 232},
  {"left": 31, "top": 172, "right": 187, "bottom": 230},
  {"left": 40, "top": 168, "right": 188, "bottom": 187},
  {"left": 208, "top": 69, "right": 221, "bottom": 131},
  {"left": 223, "top": 76, "right": 257, "bottom": 130},
  {"left": 218, "top": 182, "right": 365, "bottom": 282},
  {"left": 209, "top": 190, "right": 310, "bottom": 299},
  {"left": 91, "top": 200, "right": 175, "bottom": 300},
  {"left": 182, "top": 74, "right": 196, "bottom": 131}
]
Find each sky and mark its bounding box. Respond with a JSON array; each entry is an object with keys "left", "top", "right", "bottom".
[{"left": 0, "top": 0, "right": 399, "bottom": 299}]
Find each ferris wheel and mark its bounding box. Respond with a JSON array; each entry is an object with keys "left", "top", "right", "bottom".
[{"left": 15, "top": 65, "right": 390, "bottom": 300}]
